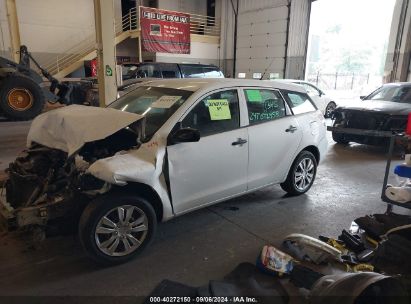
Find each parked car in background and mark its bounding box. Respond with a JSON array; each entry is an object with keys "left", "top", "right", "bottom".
[
  {"left": 330, "top": 82, "right": 411, "bottom": 146},
  {"left": 117, "top": 78, "right": 158, "bottom": 97},
  {"left": 122, "top": 62, "right": 224, "bottom": 81},
  {"left": 277, "top": 80, "right": 337, "bottom": 118},
  {"left": 1, "top": 79, "right": 327, "bottom": 264}
]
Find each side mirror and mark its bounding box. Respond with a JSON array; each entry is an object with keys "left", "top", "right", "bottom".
[
  {"left": 169, "top": 128, "right": 200, "bottom": 145},
  {"left": 319, "top": 90, "right": 324, "bottom": 97},
  {"left": 360, "top": 95, "right": 366, "bottom": 100}
]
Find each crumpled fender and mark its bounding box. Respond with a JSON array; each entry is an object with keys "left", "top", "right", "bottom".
[{"left": 87, "top": 135, "right": 173, "bottom": 219}]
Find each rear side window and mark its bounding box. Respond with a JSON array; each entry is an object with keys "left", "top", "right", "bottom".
[
  {"left": 282, "top": 90, "right": 316, "bottom": 115},
  {"left": 244, "top": 89, "right": 286, "bottom": 125},
  {"left": 180, "top": 65, "right": 205, "bottom": 78}
]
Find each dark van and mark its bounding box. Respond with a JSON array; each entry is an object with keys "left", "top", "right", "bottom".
[{"left": 122, "top": 62, "right": 224, "bottom": 80}]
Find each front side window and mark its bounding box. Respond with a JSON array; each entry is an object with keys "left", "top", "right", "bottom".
[
  {"left": 244, "top": 89, "right": 286, "bottom": 125},
  {"left": 108, "top": 86, "right": 193, "bottom": 140},
  {"left": 282, "top": 90, "right": 317, "bottom": 115},
  {"left": 182, "top": 90, "right": 240, "bottom": 137}
]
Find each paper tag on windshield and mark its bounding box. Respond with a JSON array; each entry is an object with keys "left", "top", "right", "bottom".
[{"left": 151, "top": 96, "right": 182, "bottom": 108}]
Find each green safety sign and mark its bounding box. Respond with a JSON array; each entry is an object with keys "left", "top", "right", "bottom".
[{"left": 105, "top": 65, "right": 113, "bottom": 76}]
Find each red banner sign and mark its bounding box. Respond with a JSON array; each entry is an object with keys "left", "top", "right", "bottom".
[{"left": 140, "top": 6, "right": 191, "bottom": 54}]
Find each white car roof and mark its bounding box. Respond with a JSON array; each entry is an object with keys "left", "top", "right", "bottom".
[
  {"left": 139, "top": 78, "right": 307, "bottom": 94},
  {"left": 275, "top": 79, "right": 306, "bottom": 84}
]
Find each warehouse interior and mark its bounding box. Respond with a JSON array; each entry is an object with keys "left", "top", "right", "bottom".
[{"left": 0, "top": 0, "right": 411, "bottom": 303}]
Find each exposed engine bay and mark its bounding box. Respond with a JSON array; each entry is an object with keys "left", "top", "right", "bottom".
[
  {"left": 2, "top": 126, "right": 140, "bottom": 231},
  {"left": 0, "top": 105, "right": 146, "bottom": 234}
]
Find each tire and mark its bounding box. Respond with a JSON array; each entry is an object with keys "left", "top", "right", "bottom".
[
  {"left": 332, "top": 131, "right": 349, "bottom": 145},
  {"left": 0, "top": 75, "right": 45, "bottom": 120},
  {"left": 324, "top": 101, "right": 336, "bottom": 118},
  {"left": 79, "top": 193, "right": 157, "bottom": 265},
  {"left": 280, "top": 151, "right": 317, "bottom": 196}
]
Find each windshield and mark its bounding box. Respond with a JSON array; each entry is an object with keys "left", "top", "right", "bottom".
[
  {"left": 108, "top": 86, "right": 193, "bottom": 140},
  {"left": 367, "top": 85, "right": 411, "bottom": 103},
  {"left": 126, "top": 64, "right": 162, "bottom": 79}
]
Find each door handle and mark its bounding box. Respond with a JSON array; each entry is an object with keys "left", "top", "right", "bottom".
[
  {"left": 232, "top": 138, "right": 248, "bottom": 146},
  {"left": 285, "top": 125, "right": 298, "bottom": 133}
]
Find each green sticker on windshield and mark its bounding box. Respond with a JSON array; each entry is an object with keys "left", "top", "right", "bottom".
[
  {"left": 246, "top": 89, "right": 262, "bottom": 102},
  {"left": 208, "top": 99, "right": 231, "bottom": 120}
]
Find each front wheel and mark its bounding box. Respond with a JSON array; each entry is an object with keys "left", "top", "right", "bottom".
[
  {"left": 79, "top": 193, "right": 157, "bottom": 265},
  {"left": 281, "top": 151, "right": 317, "bottom": 196}
]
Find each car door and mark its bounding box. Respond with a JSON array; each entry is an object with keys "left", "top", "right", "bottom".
[
  {"left": 167, "top": 89, "right": 248, "bottom": 214},
  {"left": 242, "top": 88, "right": 303, "bottom": 189}
]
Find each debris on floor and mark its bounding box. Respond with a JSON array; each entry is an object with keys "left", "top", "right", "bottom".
[
  {"left": 256, "top": 245, "right": 294, "bottom": 275},
  {"left": 145, "top": 263, "right": 289, "bottom": 304},
  {"left": 283, "top": 233, "right": 342, "bottom": 264},
  {"left": 145, "top": 211, "right": 411, "bottom": 303}
]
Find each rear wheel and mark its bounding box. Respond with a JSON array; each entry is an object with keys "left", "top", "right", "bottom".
[
  {"left": 0, "top": 75, "right": 45, "bottom": 120},
  {"left": 281, "top": 151, "right": 317, "bottom": 196},
  {"left": 79, "top": 193, "right": 157, "bottom": 265}
]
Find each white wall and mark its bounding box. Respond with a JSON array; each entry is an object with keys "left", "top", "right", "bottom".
[
  {"left": 0, "top": 0, "right": 12, "bottom": 59},
  {"left": 155, "top": 40, "right": 220, "bottom": 65},
  {"left": 15, "top": 0, "right": 95, "bottom": 54},
  {"left": 0, "top": 0, "right": 123, "bottom": 66},
  {"left": 157, "top": 0, "right": 207, "bottom": 15}
]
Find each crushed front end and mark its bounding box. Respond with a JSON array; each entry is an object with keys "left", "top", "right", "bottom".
[
  {"left": 0, "top": 126, "right": 141, "bottom": 235},
  {"left": 331, "top": 109, "right": 407, "bottom": 145}
]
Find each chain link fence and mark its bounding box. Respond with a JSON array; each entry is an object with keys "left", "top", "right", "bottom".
[{"left": 306, "top": 72, "right": 382, "bottom": 91}]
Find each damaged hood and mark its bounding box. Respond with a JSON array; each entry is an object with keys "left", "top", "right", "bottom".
[
  {"left": 337, "top": 100, "right": 411, "bottom": 116},
  {"left": 27, "top": 105, "right": 143, "bottom": 156}
]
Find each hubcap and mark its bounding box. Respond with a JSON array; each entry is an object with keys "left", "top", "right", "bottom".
[
  {"left": 294, "top": 158, "right": 315, "bottom": 191},
  {"left": 7, "top": 88, "right": 34, "bottom": 111},
  {"left": 95, "top": 205, "right": 148, "bottom": 257}
]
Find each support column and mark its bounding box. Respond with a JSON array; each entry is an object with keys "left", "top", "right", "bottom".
[
  {"left": 94, "top": 0, "right": 118, "bottom": 107},
  {"left": 5, "top": 0, "right": 21, "bottom": 63},
  {"left": 384, "top": 0, "right": 411, "bottom": 82}
]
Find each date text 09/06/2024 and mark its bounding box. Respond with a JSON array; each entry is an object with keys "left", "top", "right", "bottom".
[{"left": 148, "top": 297, "right": 258, "bottom": 303}]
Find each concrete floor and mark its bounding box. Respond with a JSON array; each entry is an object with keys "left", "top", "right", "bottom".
[{"left": 0, "top": 119, "right": 409, "bottom": 299}]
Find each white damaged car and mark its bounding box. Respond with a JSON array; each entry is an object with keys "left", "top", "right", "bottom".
[{"left": 0, "top": 79, "right": 327, "bottom": 264}]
